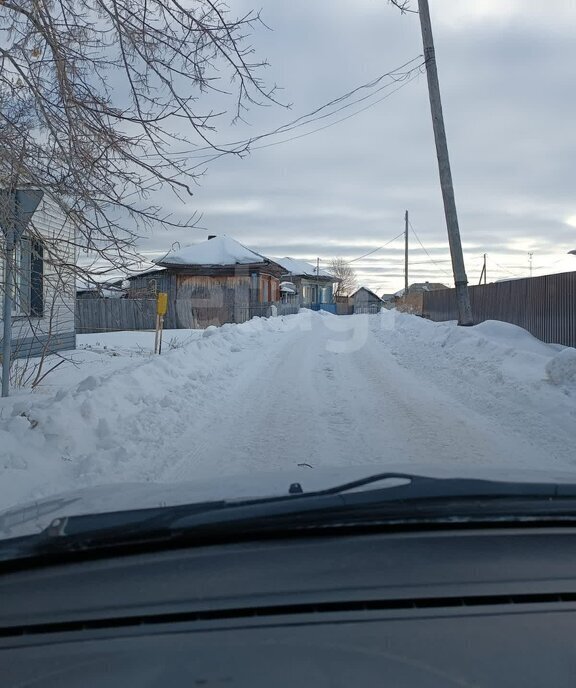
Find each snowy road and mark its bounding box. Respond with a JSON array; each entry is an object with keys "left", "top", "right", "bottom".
[
  {"left": 1, "top": 310, "right": 576, "bottom": 510},
  {"left": 159, "top": 311, "right": 575, "bottom": 482}
]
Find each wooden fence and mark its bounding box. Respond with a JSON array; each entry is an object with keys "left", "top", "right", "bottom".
[
  {"left": 76, "top": 298, "right": 156, "bottom": 334},
  {"left": 76, "top": 299, "right": 301, "bottom": 334},
  {"left": 422, "top": 271, "right": 576, "bottom": 347}
]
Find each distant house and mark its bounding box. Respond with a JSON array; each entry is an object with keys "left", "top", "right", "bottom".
[
  {"left": 1, "top": 196, "right": 76, "bottom": 360},
  {"left": 273, "top": 257, "right": 337, "bottom": 307},
  {"left": 125, "top": 235, "right": 285, "bottom": 327},
  {"left": 76, "top": 276, "right": 125, "bottom": 299},
  {"left": 352, "top": 287, "right": 383, "bottom": 313},
  {"left": 395, "top": 281, "right": 449, "bottom": 315}
]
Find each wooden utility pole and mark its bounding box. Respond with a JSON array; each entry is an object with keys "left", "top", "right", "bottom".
[
  {"left": 404, "top": 210, "right": 409, "bottom": 296},
  {"left": 417, "top": 0, "right": 473, "bottom": 325},
  {"left": 478, "top": 253, "right": 487, "bottom": 286}
]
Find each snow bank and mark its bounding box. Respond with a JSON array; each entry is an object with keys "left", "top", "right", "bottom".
[
  {"left": 0, "top": 314, "right": 309, "bottom": 510},
  {"left": 1, "top": 309, "right": 574, "bottom": 516},
  {"left": 546, "top": 348, "right": 576, "bottom": 386},
  {"left": 391, "top": 314, "right": 571, "bottom": 387}
]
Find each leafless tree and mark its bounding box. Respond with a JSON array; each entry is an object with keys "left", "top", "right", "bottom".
[
  {"left": 329, "top": 258, "right": 357, "bottom": 298},
  {"left": 0, "top": 0, "right": 278, "bottom": 271}
]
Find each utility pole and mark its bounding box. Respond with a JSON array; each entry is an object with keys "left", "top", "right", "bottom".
[
  {"left": 2, "top": 218, "right": 15, "bottom": 398},
  {"left": 417, "top": 0, "right": 473, "bottom": 325},
  {"left": 528, "top": 252, "right": 533, "bottom": 278},
  {"left": 404, "top": 210, "right": 409, "bottom": 297},
  {"left": 478, "top": 253, "right": 487, "bottom": 286}
]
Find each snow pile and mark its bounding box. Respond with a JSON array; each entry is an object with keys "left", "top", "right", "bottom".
[
  {"left": 0, "top": 315, "right": 309, "bottom": 510},
  {"left": 391, "top": 314, "right": 567, "bottom": 387},
  {"left": 157, "top": 235, "right": 267, "bottom": 266},
  {"left": 546, "top": 348, "right": 576, "bottom": 386},
  {"left": 1, "top": 310, "right": 575, "bottom": 516}
]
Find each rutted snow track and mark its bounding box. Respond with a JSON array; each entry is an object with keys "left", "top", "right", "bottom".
[{"left": 1, "top": 311, "right": 576, "bottom": 510}]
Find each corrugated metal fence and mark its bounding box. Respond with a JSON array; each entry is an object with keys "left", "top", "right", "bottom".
[{"left": 422, "top": 271, "right": 576, "bottom": 347}]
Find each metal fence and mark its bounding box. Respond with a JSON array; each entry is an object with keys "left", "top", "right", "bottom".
[{"left": 422, "top": 271, "right": 576, "bottom": 347}]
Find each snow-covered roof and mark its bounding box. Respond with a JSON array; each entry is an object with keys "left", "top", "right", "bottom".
[
  {"left": 352, "top": 287, "right": 383, "bottom": 301},
  {"left": 157, "top": 235, "right": 268, "bottom": 267},
  {"left": 279, "top": 281, "right": 297, "bottom": 294},
  {"left": 273, "top": 256, "right": 334, "bottom": 279}
]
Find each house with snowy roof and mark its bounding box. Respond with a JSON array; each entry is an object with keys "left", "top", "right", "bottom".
[
  {"left": 351, "top": 287, "right": 384, "bottom": 313},
  {"left": 273, "top": 257, "right": 337, "bottom": 307},
  {"left": 125, "top": 235, "right": 285, "bottom": 327}
]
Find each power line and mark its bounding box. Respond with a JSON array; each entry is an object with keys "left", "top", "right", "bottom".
[
  {"left": 347, "top": 231, "right": 406, "bottom": 263},
  {"left": 138, "top": 56, "right": 424, "bottom": 161},
  {"left": 493, "top": 261, "right": 523, "bottom": 278},
  {"left": 124, "top": 57, "right": 425, "bottom": 201},
  {"left": 408, "top": 220, "right": 452, "bottom": 278},
  {"left": 250, "top": 70, "right": 423, "bottom": 152}
]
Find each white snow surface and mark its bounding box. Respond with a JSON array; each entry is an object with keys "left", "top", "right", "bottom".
[
  {"left": 1, "top": 312, "right": 575, "bottom": 515},
  {"left": 157, "top": 234, "right": 267, "bottom": 266}
]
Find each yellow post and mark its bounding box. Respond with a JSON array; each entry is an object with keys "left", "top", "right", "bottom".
[{"left": 155, "top": 293, "right": 168, "bottom": 354}]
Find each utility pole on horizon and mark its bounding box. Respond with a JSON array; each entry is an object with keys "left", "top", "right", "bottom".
[
  {"left": 416, "top": 0, "right": 473, "bottom": 325},
  {"left": 478, "top": 253, "right": 487, "bottom": 286},
  {"left": 404, "top": 210, "right": 409, "bottom": 296}
]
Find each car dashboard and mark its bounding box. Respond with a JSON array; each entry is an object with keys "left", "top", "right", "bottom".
[{"left": 2, "top": 526, "right": 576, "bottom": 686}]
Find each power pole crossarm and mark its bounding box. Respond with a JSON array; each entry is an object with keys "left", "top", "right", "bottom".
[{"left": 417, "top": 0, "right": 473, "bottom": 325}]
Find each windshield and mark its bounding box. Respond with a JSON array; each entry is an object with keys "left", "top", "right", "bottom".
[{"left": 1, "top": 0, "right": 576, "bottom": 549}]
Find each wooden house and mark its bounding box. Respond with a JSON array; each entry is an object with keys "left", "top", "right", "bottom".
[
  {"left": 1, "top": 196, "right": 76, "bottom": 360},
  {"left": 126, "top": 235, "right": 285, "bottom": 328},
  {"left": 273, "top": 257, "right": 337, "bottom": 307},
  {"left": 352, "top": 287, "right": 384, "bottom": 313}
]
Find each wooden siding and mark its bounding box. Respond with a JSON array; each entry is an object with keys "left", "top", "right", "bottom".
[
  {"left": 175, "top": 274, "right": 251, "bottom": 328},
  {"left": 353, "top": 288, "right": 382, "bottom": 306},
  {"left": 9, "top": 331, "right": 76, "bottom": 360},
  {"left": 1, "top": 196, "right": 76, "bottom": 356}
]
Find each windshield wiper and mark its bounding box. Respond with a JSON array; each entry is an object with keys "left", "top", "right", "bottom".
[{"left": 3, "top": 472, "right": 576, "bottom": 565}]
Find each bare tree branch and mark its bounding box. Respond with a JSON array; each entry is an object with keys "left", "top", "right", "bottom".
[
  {"left": 0, "top": 0, "right": 278, "bottom": 268},
  {"left": 329, "top": 258, "right": 358, "bottom": 298}
]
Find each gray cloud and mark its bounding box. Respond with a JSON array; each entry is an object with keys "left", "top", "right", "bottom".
[{"left": 137, "top": 0, "right": 576, "bottom": 293}]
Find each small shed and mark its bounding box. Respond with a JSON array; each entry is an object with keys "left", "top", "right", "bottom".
[{"left": 351, "top": 287, "right": 384, "bottom": 314}]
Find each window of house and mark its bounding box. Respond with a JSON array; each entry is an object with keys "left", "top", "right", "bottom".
[{"left": 11, "top": 237, "right": 43, "bottom": 317}]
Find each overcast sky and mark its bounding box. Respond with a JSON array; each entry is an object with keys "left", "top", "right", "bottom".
[{"left": 138, "top": 0, "right": 576, "bottom": 294}]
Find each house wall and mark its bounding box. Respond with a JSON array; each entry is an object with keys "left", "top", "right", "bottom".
[
  {"left": 353, "top": 289, "right": 382, "bottom": 306},
  {"left": 288, "top": 276, "right": 334, "bottom": 305},
  {"left": 127, "top": 271, "right": 175, "bottom": 298},
  {"left": 1, "top": 197, "right": 76, "bottom": 359}
]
